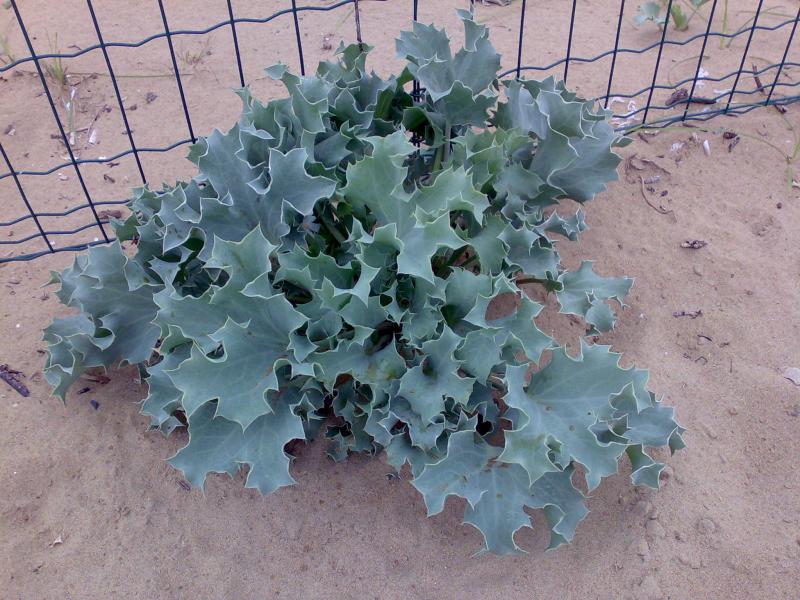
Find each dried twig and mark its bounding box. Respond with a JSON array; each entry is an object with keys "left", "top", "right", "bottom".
[
  {"left": 626, "top": 154, "right": 671, "bottom": 176},
  {"left": 665, "top": 88, "right": 688, "bottom": 107},
  {"left": 724, "top": 131, "right": 741, "bottom": 152},
  {"left": 666, "top": 87, "right": 716, "bottom": 107},
  {"left": 673, "top": 309, "right": 703, "bottom": 319},
  {"left": 98, "top": 209, "right": 123, "bottom": 222},
  {"left": 753, "top": 63, "right": 787, "bottom": 114},
  {"left": 0, "top": 364, "right": 29, "bottom": 397},
  {"left": 84, "top": 373, "right": 110, "bottom": 384},
  {"left": 752, "top": 65, "right": 765, "bottom": 93},
  {"left": 681, "top": 239, "right": 707, "bottom": 249}
]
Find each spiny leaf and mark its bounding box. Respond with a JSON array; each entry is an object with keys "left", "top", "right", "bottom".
[
  {"left": 500, "top": 343, "right": 666, "bottom": 491},
  {"left": 169, "top": 396, "right": 305, "bottom": 495},
  {"left": 397, "top": 326, "right": 475, "bottom": 423},
  {"left": 43, "top": 10, "right": 683, "bottom": 557},
  {"left": 556, "top": 260, "right": 633, "bottom": 333},
  {"left": 411, "top": 429, "right": 497, "bottom": 516}
]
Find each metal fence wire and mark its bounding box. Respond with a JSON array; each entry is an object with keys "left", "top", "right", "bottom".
[{"left": 0, "top": 0, "right": 798, "bottom": 263}]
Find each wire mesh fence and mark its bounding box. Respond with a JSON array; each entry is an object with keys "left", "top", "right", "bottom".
[{"left": 0, "top": 0, "right": 797, "bottom": 263}]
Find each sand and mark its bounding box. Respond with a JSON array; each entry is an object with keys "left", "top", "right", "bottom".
[{"left": 1, "top": 1, "right": 799, "bottom": 598}]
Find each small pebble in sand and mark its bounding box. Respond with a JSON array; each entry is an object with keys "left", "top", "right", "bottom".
[
  {"left": 638, "top": 575, "right": 663, "bottom": 600},
  {"left": 633, "top": 500, "right": 652, "bottom": 518},
  {"left": 679, "top": 554, "right": 701, "bottom": 569},
  {"left": 701, "top": 422, "right": 718, "bottom": 439},
  {"left": 646, "top": 519, "right": 666, "bottom": 539},
  {"left": 782, "top": 367, "right": 800, "bottom": 386},
  {"left": 636, "top": 538, "right": 650, "bottom": 559},
  {"left": 697, "top": 517, "right": 718, "bottom": 535}
]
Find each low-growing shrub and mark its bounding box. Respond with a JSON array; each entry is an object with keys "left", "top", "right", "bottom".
[{"left": 44, "top": 10, "right": 684, "bottom": 555}]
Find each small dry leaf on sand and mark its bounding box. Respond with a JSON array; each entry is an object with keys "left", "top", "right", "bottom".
[{"left": 782, "top": 367, "right": 800, "bottom": 386}]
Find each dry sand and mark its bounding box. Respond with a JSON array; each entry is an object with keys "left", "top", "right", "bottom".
[{"left": 1, "top": 1, "right": 800, "bottom": 598}]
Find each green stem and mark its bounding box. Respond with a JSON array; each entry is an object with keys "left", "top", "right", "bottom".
[
  {"left": 443, "top": 118, "right": 452, "bottom": 166},
  {"left": 447, "top": 246, "right": 469, "bottom": 267},
  {"left": 432, "top": 143, "right": 444, "bottom": 173},
  {"left": 516, "top": 276, "right": 549, "bottom": 286},
  {"left": 319, "top": 212, "right": 346, "bottom": 244},
  {"left": 432, "top": 119, "right": 453, "bottom": 173}
]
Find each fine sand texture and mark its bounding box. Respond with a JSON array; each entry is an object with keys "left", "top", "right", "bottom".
[{"left": 1, "top": 1, "right": 800, "bottom": 599}]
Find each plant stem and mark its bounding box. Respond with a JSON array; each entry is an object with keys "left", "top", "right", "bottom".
[
  {"left": 516, "top": 276, "right": 549, "bottom": 286},
  {"left": 678, "top": 0, "right": 709, "bottom": 28},
  {"left": 459, "top": 254, "right": 480, "bottom": 270},
  {"left": 447, "top": 245, "right": 469, "bottom": 266},
  {"left": 319, "top": 212, "right": 346, "bottom": 244},
  {"left": 722, "top": 8, "right": 786, "bottom": 49},
  {"left": 443, "top": 118, "right": 452, "bottom": 166},
  {"left": 487, "top": 375, "right": 506, "bottom": 393},
  {"left": 432, "top": 143, "right": 444, "bottom": 172},
  {"left": 433, "top": 119, "right": 453, "bottom": 173}
]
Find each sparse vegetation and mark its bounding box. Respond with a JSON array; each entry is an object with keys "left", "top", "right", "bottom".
[
  {"left": 0, "top": 31, "right": 14, "bottom": 65},
  {"left": 43, "top": 33, "right": 68, "bottom": 89},
  {"left": 178, "top": 38, "right": 212, "bottom": 69},
  {"left": 635, "top": 0, "right": 711, "bottom": 31}
]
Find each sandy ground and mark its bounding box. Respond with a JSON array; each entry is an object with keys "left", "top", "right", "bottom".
[{"left": 1, "top": 1, "right": 800, "bottom": 599}]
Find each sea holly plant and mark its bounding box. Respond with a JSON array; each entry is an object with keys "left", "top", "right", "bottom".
[
  {"left": 43, "top": 11, "right": 684, "bottom": 555},
  {"left": 635, "top": 0, "right": 711, "bottom": 31}
]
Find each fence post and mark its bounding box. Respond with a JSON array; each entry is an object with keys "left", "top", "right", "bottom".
[
  {"left": 9, "top": 0, "right": 109, "bottom": 242},
  {"left": 724, "top": 0, "right": 765, "bottom": 113},
  {"left": 86, "top": 0, "right": 147, "bottom": 185},
  {"left": 411, "top": 0, "right": 421, "bottom": 148},
  {"left": 156, "top": 0, "right": 196, "bottom": 143},
  {"left": 227, "top": 0, "right": 246, "bottom": 88},
  {"left": 604, "top": 0, "right": 626, "bottom": 109},
  {"left": 0, "top": 141, "right": 53, "bottom": 253},
  {"left": 290, "top": 0, "right": 307, "bottom": 76},
  {"left": 515, "top": 0, "right": 527, "bottom": 79},
  {"left": 682, "top": 0, "right": 718, "bottom": 121},
  {"left": 641, "top": 0, "right": 674, "bottom": 125},
  {"left": 563, "top": 0, "right": 577, "bottom": 82},
  {"left": 765, "top": 4, "right": 800, "bottom": 107},
  {"left": 354, "top": 0, "right": 364, "bottom": 51}
]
